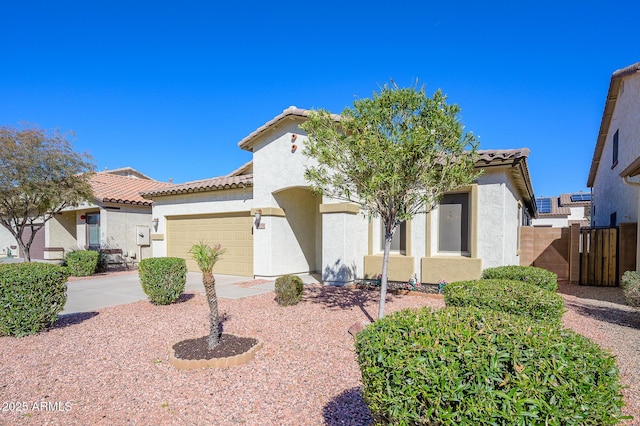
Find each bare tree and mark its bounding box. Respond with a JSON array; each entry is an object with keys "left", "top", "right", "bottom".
[{"left": 0, "top": 125, "right": 94, "bottom": 261}]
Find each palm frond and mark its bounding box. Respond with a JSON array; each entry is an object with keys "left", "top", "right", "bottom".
[{"left": 188, "top": 241, "right": 226, "bottom": 273}]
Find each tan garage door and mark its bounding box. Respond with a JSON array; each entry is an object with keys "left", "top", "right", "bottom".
[{"left": 166, "top": 213, "right": 253, "bottom": 276}]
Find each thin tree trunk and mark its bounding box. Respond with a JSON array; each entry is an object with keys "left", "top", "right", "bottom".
[
  {"left": 202, "top": 271, "right": 220, "bottom": 350},
  {"left": 378, "top": 236, "right": 392, "bottom": 319},
  {"left": 16, "top": 237, "right": 30, "bottom": 262}
]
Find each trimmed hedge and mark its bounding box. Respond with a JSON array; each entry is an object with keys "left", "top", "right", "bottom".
[
  {"left": 355, "top": 307, "right": 626, "bottom": 425},
  {"left": 444, "top": 279, "right": 565, "bottom": 324},
  {"left": 274, "top": 274, "right": 304, "bottom": 306},
  {"left": 621, "top": 270, "right": 640, "bottom": 307},
  {"left": 139, "top": 257, "right": 186, "bottom": 305},
  {"left": 65, "top": 250, "right": 99, "bottom": 277},
  {"left": 0, "top": 262, "right": 69, "bottom": 336},
  {"left": 482, "top": 265, "right": 558, "bottom": 292}
]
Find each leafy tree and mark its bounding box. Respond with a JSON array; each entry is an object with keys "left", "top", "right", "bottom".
[
  {"left": 301, "top": 83, "right": 480, "bottom": 318},
  {"left": 0, "top": 125, "right": 94, "bottom": 261},
  {"left": 189, "top": 242, "right": 226, "bottom": 350}
]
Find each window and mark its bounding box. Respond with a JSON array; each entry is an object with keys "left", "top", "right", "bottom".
[
  {"left": 380, "top": 220, "right": 406, "bottom": 254},
  {"left": 86, "top": 212, "right": 100, "bottom": 249},
  {"left": 438, "top": 193, "right": 469, "bottom": 253},
  {"left": 612, "top": 129, "right": 619, "bottom": 168}
]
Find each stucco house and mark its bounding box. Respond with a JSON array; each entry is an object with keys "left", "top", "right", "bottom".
[
  {"left": 44, "top": 167, "right": 173, "bottom": 264},
  {"left": 142, "top": 107, "right": 536, "bottom": 285},
  {"left": 0, "top": 226, "right": 20, "bottom": 259},
  {"left": 588, "top": 61, "right": 640, "bottom": 269},
  {"left": 531, "top": 193, "right": 590, "bottom": 228}
]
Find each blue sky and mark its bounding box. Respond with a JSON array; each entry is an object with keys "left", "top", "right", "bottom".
[{"left": 1, "top": 1, "right": 639, "bottom": 198}]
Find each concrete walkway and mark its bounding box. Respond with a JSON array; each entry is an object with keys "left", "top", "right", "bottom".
[{"left": 61, "top": 271, "right": 321, "bottom": 315}]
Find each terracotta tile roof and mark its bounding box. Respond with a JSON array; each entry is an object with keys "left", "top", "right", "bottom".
[
  {"left": 140, "top": 174, "right": 253, "bottom": 198},
  {"left": 476, "top": 148, "right": 536, "bottom": 216},
  {"left": 91, "top": 172, "right": 174, "bottom": 206},
  {"left": 228, "top": 160, "right": 253, "bottom": 176},
  {"left": 476, "top": 148, "right": 530, "bottom": 164}
]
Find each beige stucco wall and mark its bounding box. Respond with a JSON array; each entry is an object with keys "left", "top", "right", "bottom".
[
  {"left": 263, "top": 187, "right": 321, "bottom": 276},
  {"left": 150, "top": 188, "right": 253, "bottom": 258},
  {"left": 249, "top": 119, "right": 368, "bottom": 282},
  {"left": 102, "top": 204, "right": 154, "bottom": 261},
  {"left": 45, "top": 211, "right": 77, "bottom": 258},
  {"left": 592, "top": 73, "right": 640, "bottom": 227},
  {"left": 421, "top": 257, "right": 483, "bottom": 283},
  {"left": 476, "top": 169, "right": 522, "bottom": 268},
  {"left": 320, "top": 200, "right": 368, "bottom": 284},
  {"left": 46, "top": 202, "right": 155, "bottom": 263},
  {"left": 364, "top": 255, "right": 416, "bottom": 282}
]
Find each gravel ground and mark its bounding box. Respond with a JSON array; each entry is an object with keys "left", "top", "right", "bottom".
[{"left": 1, "top": 281, "right": 638, "bottom": 425}]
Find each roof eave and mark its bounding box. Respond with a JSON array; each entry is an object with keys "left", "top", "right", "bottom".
[
  {"left": 141, "top": 181, "right": 253, "bottom": 199},
  {"left": 237, "top": 106, "right": 340, "bottom": 152},
  {"left": 238, "top": 107, "right": 312, "bottom": 152},
  {"left": 587, "top": 62, "right": 640, "bottom": 187}
]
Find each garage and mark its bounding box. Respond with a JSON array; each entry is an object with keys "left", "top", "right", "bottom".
[{"left": 166, "top": 212, "right": 253, "bottom": 276}]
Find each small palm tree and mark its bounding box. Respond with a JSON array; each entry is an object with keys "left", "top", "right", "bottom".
[{"left": 189, "top": 241, "right": 226, "bottom": 350}]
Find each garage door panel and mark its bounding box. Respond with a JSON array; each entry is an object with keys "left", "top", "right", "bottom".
[{"left": 167, "top": 213, "right": 253, "bottom": 276}]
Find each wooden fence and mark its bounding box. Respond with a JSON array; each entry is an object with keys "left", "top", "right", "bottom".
[{"left": 579, "top": 227, "right": 618, "bottom": 287}]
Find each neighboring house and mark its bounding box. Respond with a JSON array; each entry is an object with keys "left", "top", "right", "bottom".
[
  {"left": 588, "top": 62, "right": 640, "bottom": 228},
  {"left": 531, "top": 193, "right": 590, "bottom": 228},
  {"left": 142, "top": 107, "right": 537, "bottom": 285},
  {"left": 0, "top": 226, "right": 20, "bottom": 259},
  {"left": 588, "top": 62, "right": 640, "bottom": 270},
  {"left": 44, "top": 167, "right": 173, "bottom": 263},
  {"left": 0, "top": 220, "right": 46, "bottom": 261}
]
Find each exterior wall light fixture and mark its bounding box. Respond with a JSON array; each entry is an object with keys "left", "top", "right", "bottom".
[{"left": 254, "top": 209, "right": 262, "bottom": 228}]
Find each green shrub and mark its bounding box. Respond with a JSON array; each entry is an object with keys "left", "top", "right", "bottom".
[
  {"left": 355, "top": 307, "right": 626, "bottom": 425},
  {"left": 444, "top": 279, "right": 565, "bottom": 324},
  {"left": 621, "top": 270, "right": 640, "bottom": 307},
  {"left": 0, "top": 262, "right": 69, "bottom": 336},
  {"left": 274, "top": 274, "right": 304, "bottom": 306},
  {"left": 95, "top": 249, "right": 110, "bottom": 273},
  {"left": 65, "top": 250, "right": 99, "bottom": 276},
  {"left": 482, "top": 265, "right": 558, "bottom": 292},
  {"left": 138, "top": 257, "right": 186, "bottom": 305}
]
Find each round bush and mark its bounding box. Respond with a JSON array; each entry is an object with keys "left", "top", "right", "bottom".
[
  {"left": 138, "top": 257, "right": 187, "bottom": 305},
  {"left": 355, "top": 307, "right": 625, "bottom": 425},
  {"left": 65, "top": 250, "right": 99, "bottom": 276},
  {"left": 0, "top": 262, "right": 69, "bottom": 336},
  {"left": 444, "top": 279, "right": 565, "bottom": 324},
  {"left": 274, "top": 274, "right": 304, "bottom": 306},
  {"left": 621, "top": 270, "right": 640, "bottom": 307},
  {"left": 482, "top": 265, "right": 558, "bottom": 292}
]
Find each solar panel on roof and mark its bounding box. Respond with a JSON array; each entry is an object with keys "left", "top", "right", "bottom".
[
  {"left": 536, "top": 197, "right": 552, "bottom": 213},
  {"left": 570, "top": 193, "right": 591, "bottom": 202}
]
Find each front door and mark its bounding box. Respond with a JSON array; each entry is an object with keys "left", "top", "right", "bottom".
[{"left": 86, "top": 213, "right": 100, "bottom": 249}]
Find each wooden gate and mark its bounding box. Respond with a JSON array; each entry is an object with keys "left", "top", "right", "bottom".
[{"left": 579, "top": 227, "right": 618, "bottom": 286}]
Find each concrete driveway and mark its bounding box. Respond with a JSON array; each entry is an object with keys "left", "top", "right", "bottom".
[{"left": 62, "top": 272, "right": 278, "bottom": 315}]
